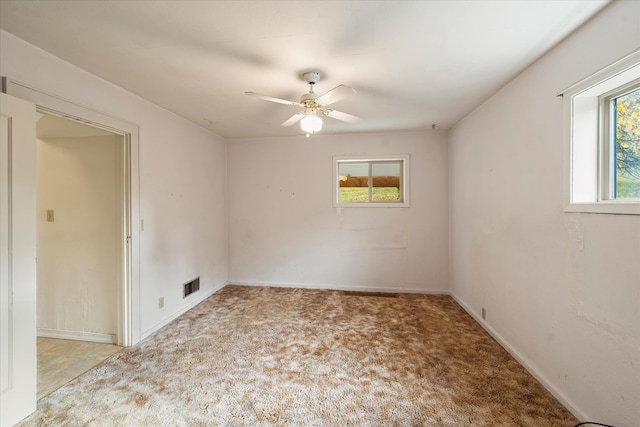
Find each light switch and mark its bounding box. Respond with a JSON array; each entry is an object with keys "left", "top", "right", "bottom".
[{"left": 46, "top": 209, "right": 54, "bottom": 222}]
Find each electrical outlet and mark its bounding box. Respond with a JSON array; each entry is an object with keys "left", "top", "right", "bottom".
[
  {"left": 158, "top": 297, "right": 164, "bottom": 309},
  {"left": 482, "top": 307, "right": 486, "bottom": 320},
  {"left": 46, "top": 209, "right": 54, "bottom": 222}
]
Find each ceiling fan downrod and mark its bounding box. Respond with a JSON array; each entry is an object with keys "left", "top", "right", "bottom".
[{"left": 303, "top": 71, "right": 321, "bottom": 94}]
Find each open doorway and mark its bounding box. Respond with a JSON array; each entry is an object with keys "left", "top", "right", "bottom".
[
  {"left": 36, "top": 113, "right": 123, "bottom": 344},
  {"left": 35, "top": 113, "right": 125, "bottom": 399},
  {"left": 4, "top": 77, "right": 141, "bottom": 347}
]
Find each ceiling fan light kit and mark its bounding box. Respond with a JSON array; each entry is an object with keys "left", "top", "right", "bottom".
[
  {"left": 300, "top": 114, "right": 323, "bottom": 135},
  {"left": 246, "top": 71, "right": 363, "bottom": 136}
]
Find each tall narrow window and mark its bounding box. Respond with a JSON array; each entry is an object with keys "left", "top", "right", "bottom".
[{"left": 610, "top": 87, "right": 640, "bottom": 199}]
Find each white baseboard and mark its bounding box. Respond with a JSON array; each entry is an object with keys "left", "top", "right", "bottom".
[
  {"left": 450, "top": 292, "right": 587, "bottom": 422},
  {"left": 37, "top": 328, "right": 117, "bottom": 344},
  {"left": 141, "top": 283, "right": 226, "bottom": 340},
  {"left": 229, "top": 280, "right": 451, "bottom": 295}
]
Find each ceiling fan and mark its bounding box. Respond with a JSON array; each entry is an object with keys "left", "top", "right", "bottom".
[{"left": 245, "top": 71, "right": 363, "bottom": 136}]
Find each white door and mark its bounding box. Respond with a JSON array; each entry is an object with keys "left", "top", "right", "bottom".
[{"left": 0, "top": 92, "right": 37, "bottom": 426}]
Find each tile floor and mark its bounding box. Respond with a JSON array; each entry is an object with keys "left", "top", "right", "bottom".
[{"left": 37, "top": 337, "right": 122, "bottom": 400}]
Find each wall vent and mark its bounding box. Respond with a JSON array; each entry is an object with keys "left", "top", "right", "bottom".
[
  {"left": 183, "top": 277, "right": 200, "bottom": 298},
  {"left": 341, "top": 291, "right": 398, "bottom": 298}
]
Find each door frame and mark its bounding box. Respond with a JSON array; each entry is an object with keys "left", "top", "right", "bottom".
[{"left": 2, "top": 78, "right": 141, "bottom": 347}]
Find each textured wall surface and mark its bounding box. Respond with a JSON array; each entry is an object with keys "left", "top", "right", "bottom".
[
  {"left": 228, "top": 131, "right": 449, "bottom": 293},
  {"left": 37, "top": 135, "right": 122, "bottom": 340},
  {"left": 449, "top": 2, "right": 640, "bottom": 425}
]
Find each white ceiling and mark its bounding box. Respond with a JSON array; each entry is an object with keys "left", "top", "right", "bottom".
[{"left": 0, "top": 0, "right": 609, "bottom": 139}]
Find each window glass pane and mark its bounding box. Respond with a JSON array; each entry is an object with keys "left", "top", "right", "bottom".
[
  {"left": 371, "top": 162, "right": 401, "bottom": 202},
  {"left": 334, "top": 155, "right": 409, "bottom": 207},
  {"left": 615, "top": 88, "right": 640, "bottom": 198},
  {"left": 338, "top": 162, "right": 369, "bottom": 203}
]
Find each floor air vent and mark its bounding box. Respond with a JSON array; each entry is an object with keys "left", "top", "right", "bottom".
[
  {"left": 341, "top": 291, "right": 398, "bottom": 298},
  {"left": 183, "top": 277, "right": 200, "bottom": 298}
]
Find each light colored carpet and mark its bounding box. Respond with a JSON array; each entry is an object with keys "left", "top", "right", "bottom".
[{"left": 18, "top": 285, "right": 578, "bottom": 426}]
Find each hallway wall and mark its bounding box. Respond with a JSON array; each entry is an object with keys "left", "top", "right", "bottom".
[{"left": 36, "top": 134, "right": 122, "bottom": 343}]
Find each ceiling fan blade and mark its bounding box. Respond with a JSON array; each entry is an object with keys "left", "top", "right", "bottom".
[
  {"left": 325, "top": 109, "right": 363, "bottom": 123},
  {"left": 245, "top": 91, "right": 300, "bottom": 106},
  {"left": 316, "top": 85, "right": 357, "bottom": 106},
  {"left": 281, "top": 113, "right": 305, "bottom": 126}
]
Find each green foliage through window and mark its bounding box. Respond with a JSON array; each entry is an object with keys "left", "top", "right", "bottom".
[{"left": 614, "top": 87, "right": 640, "bottom": 198}]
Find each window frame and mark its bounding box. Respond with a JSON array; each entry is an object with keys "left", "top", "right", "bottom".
[
  {"left": 333, "top": 154, "right": 410, "bottom": 208},
  {"left": 600, "top": 80, "right": 640, "bottom": 201},
  {"left": 561, "top": 49, "right": 640, "bottom": 215}
]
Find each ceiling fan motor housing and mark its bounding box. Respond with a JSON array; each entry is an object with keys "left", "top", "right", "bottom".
[{"left": 301, "top": 92, "right": 320, "bottom": 106}]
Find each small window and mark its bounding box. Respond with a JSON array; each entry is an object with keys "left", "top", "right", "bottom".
[
  {"left": 561, "top": 50, "right": 640, "bottom": 215},
  {"left": 333, "top": 155, "right": 410, "bottom": 207}
]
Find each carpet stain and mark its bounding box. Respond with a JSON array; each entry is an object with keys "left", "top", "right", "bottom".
[{"left": 18, "top": 285, "right": 578, "bottom": 426}]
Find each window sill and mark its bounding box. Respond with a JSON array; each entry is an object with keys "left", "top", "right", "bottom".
[
  {"left": 564, "top": 202, "right": 640, "bottom": 215},
  {"left": 333, "top": 202, "right": 410, "bottom": 208}
]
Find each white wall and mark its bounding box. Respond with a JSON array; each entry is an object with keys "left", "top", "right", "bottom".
[
  {"left": 36, "top": 135, "right": 122, "bottom": 342},
  {"left": 0, "top": 29, "right": 228, "bottom": 341},
  {"left": 449, "top": 2, "right": 640, "bottom": 426},
  {"left": 227, "top": 131, "right": 449, "bottom": 292}
]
